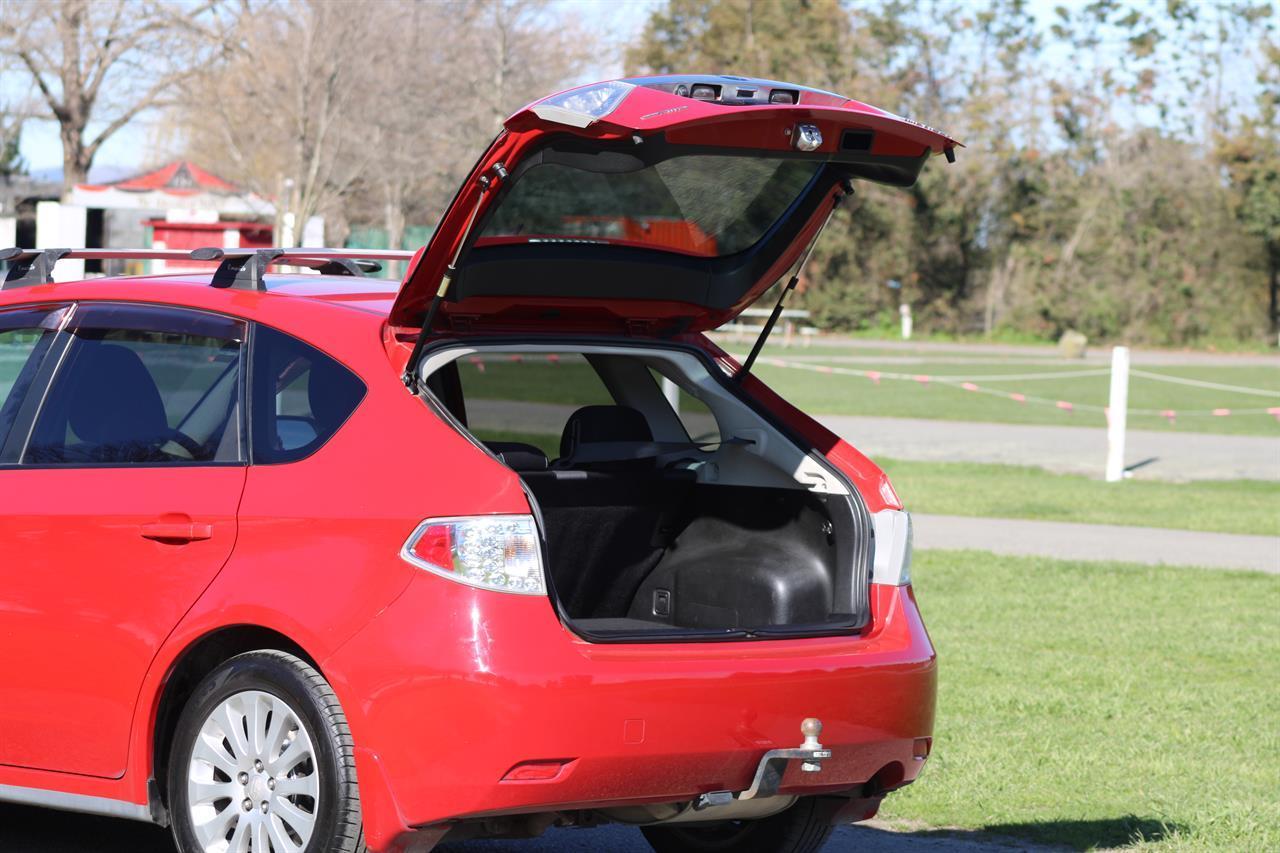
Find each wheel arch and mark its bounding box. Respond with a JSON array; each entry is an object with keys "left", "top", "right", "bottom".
[{"left": 148, "top": 624, "right": 323, "bottom": 815}]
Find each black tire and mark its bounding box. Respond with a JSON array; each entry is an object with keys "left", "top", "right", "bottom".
[
  {"left": 167, "top": 650, "right": 365, "bottom": 853},
  {"left": 640, "top": 798, "right": 834, "bottom": 853}
]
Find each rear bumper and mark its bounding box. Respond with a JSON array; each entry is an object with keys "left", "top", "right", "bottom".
[{"left": 324, "top": 579, "right": 935, "bottom": 852}]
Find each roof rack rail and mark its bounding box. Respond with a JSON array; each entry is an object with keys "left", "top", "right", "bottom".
[
  {"left": 190, "top": 247, "right": 416, "bottom": 290},
  {"left": 1, "top": 248, "right": 207, "bottom": 289},
  {"left": 0, "top": 246, "right": 416, "bottom": 291}
]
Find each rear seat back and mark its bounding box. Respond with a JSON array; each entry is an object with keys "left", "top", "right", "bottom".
[{"left": 484, "top": 441, "right": 549, "bottom": 471}]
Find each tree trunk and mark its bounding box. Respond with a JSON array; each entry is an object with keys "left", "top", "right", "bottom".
[
  {"left": 1269, "top": 244, "right": 1279, "bottom": 345},
  {"left": 384, "top": 186, "right": 406, "bottom": 279},
  {"left": 60, "top": 123, "right": 89, "bottom": 199}
]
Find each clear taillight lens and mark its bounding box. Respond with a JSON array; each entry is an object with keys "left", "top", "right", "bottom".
[{"left": 401, "top": 515, "right": 545, "bottom": 595}]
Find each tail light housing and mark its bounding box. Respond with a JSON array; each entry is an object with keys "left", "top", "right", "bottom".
[{"left": 401, "top": 515, "right": 545, "bottom": 595}]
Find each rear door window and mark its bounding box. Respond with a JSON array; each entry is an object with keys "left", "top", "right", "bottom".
[
  {"left": 250, "top": 325, "right": 365, "bottom": 464},
  {"left": 25, "top": 304, "right": 245, "bottom": 465}
]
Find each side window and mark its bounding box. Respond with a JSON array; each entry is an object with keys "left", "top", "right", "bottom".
[
  {"left": 251, "top": 325, "right": 365, "bottom": 464},
  {"left": 26, "top": 304, "right": 245, "bottom": 465},
  {"left": 0, "top": 305, "right": 67, "bottom": 458},
  {"left": 454, "top": 352, "right": 614, "bottom": 458}
]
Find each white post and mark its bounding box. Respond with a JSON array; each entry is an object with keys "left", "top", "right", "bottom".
[
  {"left": 661, "top": 377, "right": 680, "bottom": 415},
  {"left": 899, "top": 302, "right": 913, "bottom": 340},
  {"left": 1105, "top": 345, "right": 1130, "bottom": 482}
]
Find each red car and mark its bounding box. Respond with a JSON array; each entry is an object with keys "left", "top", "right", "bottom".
[{"left": 0, "top": 76, "right": 954, "bottom": 853}]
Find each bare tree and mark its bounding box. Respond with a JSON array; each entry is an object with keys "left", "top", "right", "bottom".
[
  {"left": 175, "top": 0, "right": 393, "bottom": 247},
  {"left": 363, "top": 0, "right": 588, "bottom": 262},
  {"left": 0, "top": 0, "right": 223, "bottom": 195}
]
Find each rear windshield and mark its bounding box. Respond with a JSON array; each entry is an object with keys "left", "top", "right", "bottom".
[{"left": 479, "top": 154, "right": 821, "bottom": 258}]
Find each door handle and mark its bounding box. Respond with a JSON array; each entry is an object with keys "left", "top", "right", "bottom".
[{"left": 141, "top": 517, "right": 214, "bottom": 543}]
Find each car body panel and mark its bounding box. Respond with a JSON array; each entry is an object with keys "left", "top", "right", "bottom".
[
  {"left": 0, "top": 466, "right": 245, "bottom": 777},
  {"left": 326, "top": 577, "right": 934, "bottom": 850}
]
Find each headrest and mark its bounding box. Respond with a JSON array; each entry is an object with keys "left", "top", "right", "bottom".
[
  {"left": 485, "top": 441, "right": 549, "bottom": 471},
  {"left": 559, "top": 405, "right": 652, "bottom": 459},
  {"left": 68, "top": 343, "right": 168, "bottom": 448}
]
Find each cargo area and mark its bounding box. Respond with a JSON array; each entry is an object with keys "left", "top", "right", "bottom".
[{"left": 421, "top": 343, "right": 873, "bottom": 640}]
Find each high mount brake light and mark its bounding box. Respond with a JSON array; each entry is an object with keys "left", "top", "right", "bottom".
[
  {"left": 401, "top": 515, "right": 545, "bottom": 595},
  {"left": 530, "top": 81, "right": 635, "bottom": 128}
]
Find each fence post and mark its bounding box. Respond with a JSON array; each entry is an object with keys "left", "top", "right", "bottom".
[{"left": 1105, "top": 346, "right": 1130, "bottom": 482}]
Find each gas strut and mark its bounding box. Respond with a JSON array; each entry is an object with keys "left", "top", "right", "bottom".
[
  {"left": 403, "top": 162, "right": 507, "bottom": 394},
  {"left": 736, "top": 180, "right": 852, "bottom": 382}
]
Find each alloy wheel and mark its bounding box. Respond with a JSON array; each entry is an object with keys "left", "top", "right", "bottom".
[{"left": 186, "top": 689, "right": 320, "bottom": 853}]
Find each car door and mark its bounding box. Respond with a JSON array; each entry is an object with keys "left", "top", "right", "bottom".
[{"left": 0, "top": 301, "right": 247, "bottom": 778}]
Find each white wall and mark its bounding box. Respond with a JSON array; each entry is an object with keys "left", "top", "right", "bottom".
[{"left": 35, "top": 201, "right": 87, "bottom": 281}]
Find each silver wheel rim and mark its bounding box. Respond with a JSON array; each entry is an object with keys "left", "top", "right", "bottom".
[{"left": 186, "top": 689, "right": 320, "bottom": 853}]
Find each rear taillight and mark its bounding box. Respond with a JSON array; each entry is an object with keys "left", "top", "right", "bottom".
[{"left": 401, "top": 515, "right": 545, "bottom": 595}]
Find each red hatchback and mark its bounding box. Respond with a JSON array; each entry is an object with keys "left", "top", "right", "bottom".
[{"left": 0, "top": 76, "right": 954, "bottom": 853}]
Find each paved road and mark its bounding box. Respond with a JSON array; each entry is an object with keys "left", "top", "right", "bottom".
[
  {"left": 818, "top": 414, "right": 1280, "bottom": 482},
  {"left": 0, "top": 804, "right": 1056, "bottom": 853},
  {"left": 915, "top": 513, "right": 1280, "bottom": 573}
]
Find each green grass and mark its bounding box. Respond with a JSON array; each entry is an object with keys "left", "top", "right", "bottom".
[
  {"left": 878, "top": 458, "right": 1280, "bottom": 537},
  {"left": 745, "top": 360, "right": 1280, "bottom": 436},
  {"left": 881, "top": 550, "right": 1280, "bottom": 850}
]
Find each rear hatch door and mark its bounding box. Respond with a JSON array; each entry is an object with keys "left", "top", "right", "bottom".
[{"left": 390, "top": 75, "right": 958, "bottom": 335}]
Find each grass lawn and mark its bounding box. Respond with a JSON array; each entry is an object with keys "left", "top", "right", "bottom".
[
  {"left": 744, "top": 360, "right": 1280, "bottom": 437},
  {"left": 878, "top": 458, "right": 1280, "bottom": 537},
  {"left": 881, "top": 550, "right": 1280, "bottom": 850}
]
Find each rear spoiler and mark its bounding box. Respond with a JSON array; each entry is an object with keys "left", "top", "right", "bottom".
[{"left": 0, "top": 247, "right": 416, "bottom": 291}]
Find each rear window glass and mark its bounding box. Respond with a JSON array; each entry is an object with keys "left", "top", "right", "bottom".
[
  {"left": 251, "top": 326, "right": 365, "bottom": 464},
  {"left": 479, "top": 154, "right": 820, "bottom": 257}
]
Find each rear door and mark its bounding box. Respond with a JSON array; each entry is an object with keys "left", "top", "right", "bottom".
[
  {"left": 0, "top": 302, "right": 246, "bottom": 778},
  {"left": 391, "top": 75, "right": 958, "bottom": 336}
]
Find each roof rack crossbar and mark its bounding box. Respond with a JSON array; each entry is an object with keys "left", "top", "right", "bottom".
[
  {"left": 0, "top": 246, "right": 416, "bottom": 290},
  {"left": 191, "top": 248, "right": 285, "bottom": 290},
  {"left": 191, "top": 247, "right": 416, "bottom": 290},
  {"left": 1, "top": 248, "right": 72, "bottom": 289}
]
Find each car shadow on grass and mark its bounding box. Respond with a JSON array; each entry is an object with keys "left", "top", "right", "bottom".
[
  {"left": 980, "top": 816, "right": 1178, "bottom": 848},
  {"left": 856, "top": 815, "right": 1179, "bottom": 851}
]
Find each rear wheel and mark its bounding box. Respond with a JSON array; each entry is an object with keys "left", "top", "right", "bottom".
[
  {"left": 167, "top": 650, "right": 365, "bottom": 853},
  {"left": 640, "top": 798, "right": 834, "bottom": 853}
]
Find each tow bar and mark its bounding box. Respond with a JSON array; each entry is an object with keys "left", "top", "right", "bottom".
[{"left": 694, "top": 718, "right": 832, "bottom": 810}]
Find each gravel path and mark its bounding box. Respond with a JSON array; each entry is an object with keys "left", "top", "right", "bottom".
[
  {"left": 915, "top": 513, "right": 1280, "bottom": 573},
  {"left": 818, "top": 414, "right": 1280, "bottom": 482}
]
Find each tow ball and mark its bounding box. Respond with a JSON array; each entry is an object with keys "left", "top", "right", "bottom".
[{"left": 695, "top": 718, "right": 832, "bottom": 810}]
